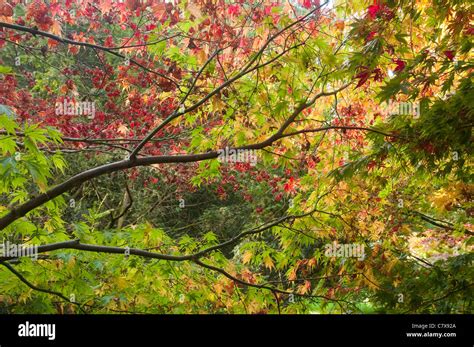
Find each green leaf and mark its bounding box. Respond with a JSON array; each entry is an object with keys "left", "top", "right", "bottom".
[
  {"left": 0, "top": 113, "right": 17, "bottom": 134},
  {"left": 0, "top": 65, "right": 13, "bottom": 75}
]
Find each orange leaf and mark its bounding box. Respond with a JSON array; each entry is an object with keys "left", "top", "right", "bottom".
[
  {"left": 100, "top": 0, "right": 113, "bottom": 13},
  {"left": 151, "top": 3, "right": 167, "bottom": 19},
  {"left": 50, "top": 20, "right": 62, "bottom": 36},
  {"left": 187, "top": 3, "right": 201, "bottom": 18}
]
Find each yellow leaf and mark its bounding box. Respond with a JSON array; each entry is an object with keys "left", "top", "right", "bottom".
[
  {"left": 116, "top": 276, "right": 127, "bottom": 289},
  {"left": 117, "top": 124, "right": 129, "bottom": 136},
  {"left": 298, "top": 280, "right": 311, "bottom": 294},
  {"left": 211, "top": 96, "right": 225, "bottom": 112},
  {"left": 363, "top": 268, "right": 379, "bottom": 290},
  {"left": 126, "top": 268, "right": 138, "bottom": 280},
  {"left": 386, "top": 258, "right": 398, "bottom": 273},
  {"left": 196, "top": 49, "right": 207, "bottom": 65},
  {"left": 67, "top": 257, "right": 76, "bottom": 269},
  {"left": 263, "top": 255, "right": 275, "bottom": 270},
  {"left": 135, "top": 295, "right": 148, "bottom": 305},
  {"left": 287, "top": 267, "right": 297, "bottom": 281},
  {"left": 50, "top": 20, "right": 62, "bottom": 36},
  {"left": 242, "top": 251, "right": 252, "bottom": 264},
  {"left": 214, "top": 282, "right": 224, "bottom": 295}
]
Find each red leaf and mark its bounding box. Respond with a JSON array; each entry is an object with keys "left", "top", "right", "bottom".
[
  {"left": 302, "top": 0, "right": 312, "bottom": 9},
  {"left": 373, "top": 68, "right": 384, "bottom": 82},
  {"left": 366, "top": 31, "right": 377, "bottom": 41},
  {"left": 393, "top": 59, "right": 406, "bottom": 73},
  {"left": 444, "top": 50, "right": 455, "bottom": 61},
  {"left": 367, "top": 4, "right": 380, "bottom": 19},
  {"left": 0, "top": 3, "right": 13, "bottom": 17},
  {"left": 284, "top": 177, "right": 298, "bottom": 193},
  {"left": 228, "top": 4, "right": 240, "bottom": 16},
  {"left": 367, "top": 3, "right": 394, "bottom": 20},
  {"left": 355, "top": 68, "right": 370, "bottom": 88},
  {"left": 104, "top": 36, "right": 114, "bottom": 48},
  {"left": 367, "top": 160, "right": 377, "bottom": 171}
]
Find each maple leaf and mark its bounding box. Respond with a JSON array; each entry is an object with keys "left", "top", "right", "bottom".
[
  {"left": 196, "top": 49, "right": 207, "bottom": 65},
  {"left": 355, "top": 67, "right": 371, "bottom": 88},
  {"left": 100, "top": 0, "right": 113, "bottom": 14},
  {"left": 393, "top": 59, "right": 406, "bottom": 73},
  {"left": 284, "top": 176, "right": 298, "bottom": 193},
  {"left": 125, "top": 0, "right": 140, "bottom": 11},
  {"left": 47, "top": 38, "right": 59, "bottom": 48},
  {"left": 50, "top": 19, "right": 62, "bottom": 36},
  {"left": 335, "top": 20, "right": 345, "bottom": 31},
  {"left": 288, "top": 267, "right": 297, "bottom": 281},
  {"left": 367, "top": 160, "right": 377, "bottom": 171},
  {"left": 366, "top": 31, "right": 377, "bottom": 41},
  {"left": 117, "top": 124, "right": 129, "bottom": 136},
  {"left": 242, "top": 250, "right": 253, "bottom": 264},
  {"left": 444, "top": 50, "right": 455, "bottom": 61},
  {"left": 0, "top": 3, "right": 13, "bottom": 17},
  {"left": 367, "top": 4, "right": 381, "bottom": 19},
  {"left": 104, "top": 36, "right": 114, "bottom": 48},
  {"left": 187, "top": 3, "right": 202, "bottom": 18},
  {"left": 241, "top": 269, "right": 256, "bottom": 284},
  {"left": 302, "top": 0, "right": 312, "bottom": 9},
  {"left": 263, "top": 255, "right": 275, "bottom": 270},
  {"left": 213, "top": 282, "right": 224, "bottom": 295},
  {"left": 298, "top": 280, "right": 311, "bottom": 294},
  {"left": 373, "top": 68, "right": 384, "bottom": 82},
  {"left": 0, "top": 0, "right": 471, "bottom": 315},
  {"left": 116, "top": 276, "right": 127, "bottom": 289},
  {"left": 151, "top": 3, "right": 167, "bottom": 19},
  {"left": 228, "top": 4, "right": 240, "bottom": 17},
  {"left": 68, "top": 45, "right": 79, "bottom": 55}
]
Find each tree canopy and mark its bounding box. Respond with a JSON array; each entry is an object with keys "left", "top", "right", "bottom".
[{"left": 0, "top": 0, "right": 472, "bottom": 314}]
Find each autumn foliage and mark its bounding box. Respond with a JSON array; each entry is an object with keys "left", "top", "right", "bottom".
[{"left": 0, "top": 0, "right": 472, "bottom": 314}]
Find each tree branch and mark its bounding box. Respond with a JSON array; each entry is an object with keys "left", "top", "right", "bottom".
[
  {"left": 0, "top": 21, "right": 181, "bottom": 89},
  {"left": 0, "top": 261, "right": 85, "bottom": 313},
  {"left": 0, "top": 83, "right": 350, "bottom": 230}
]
